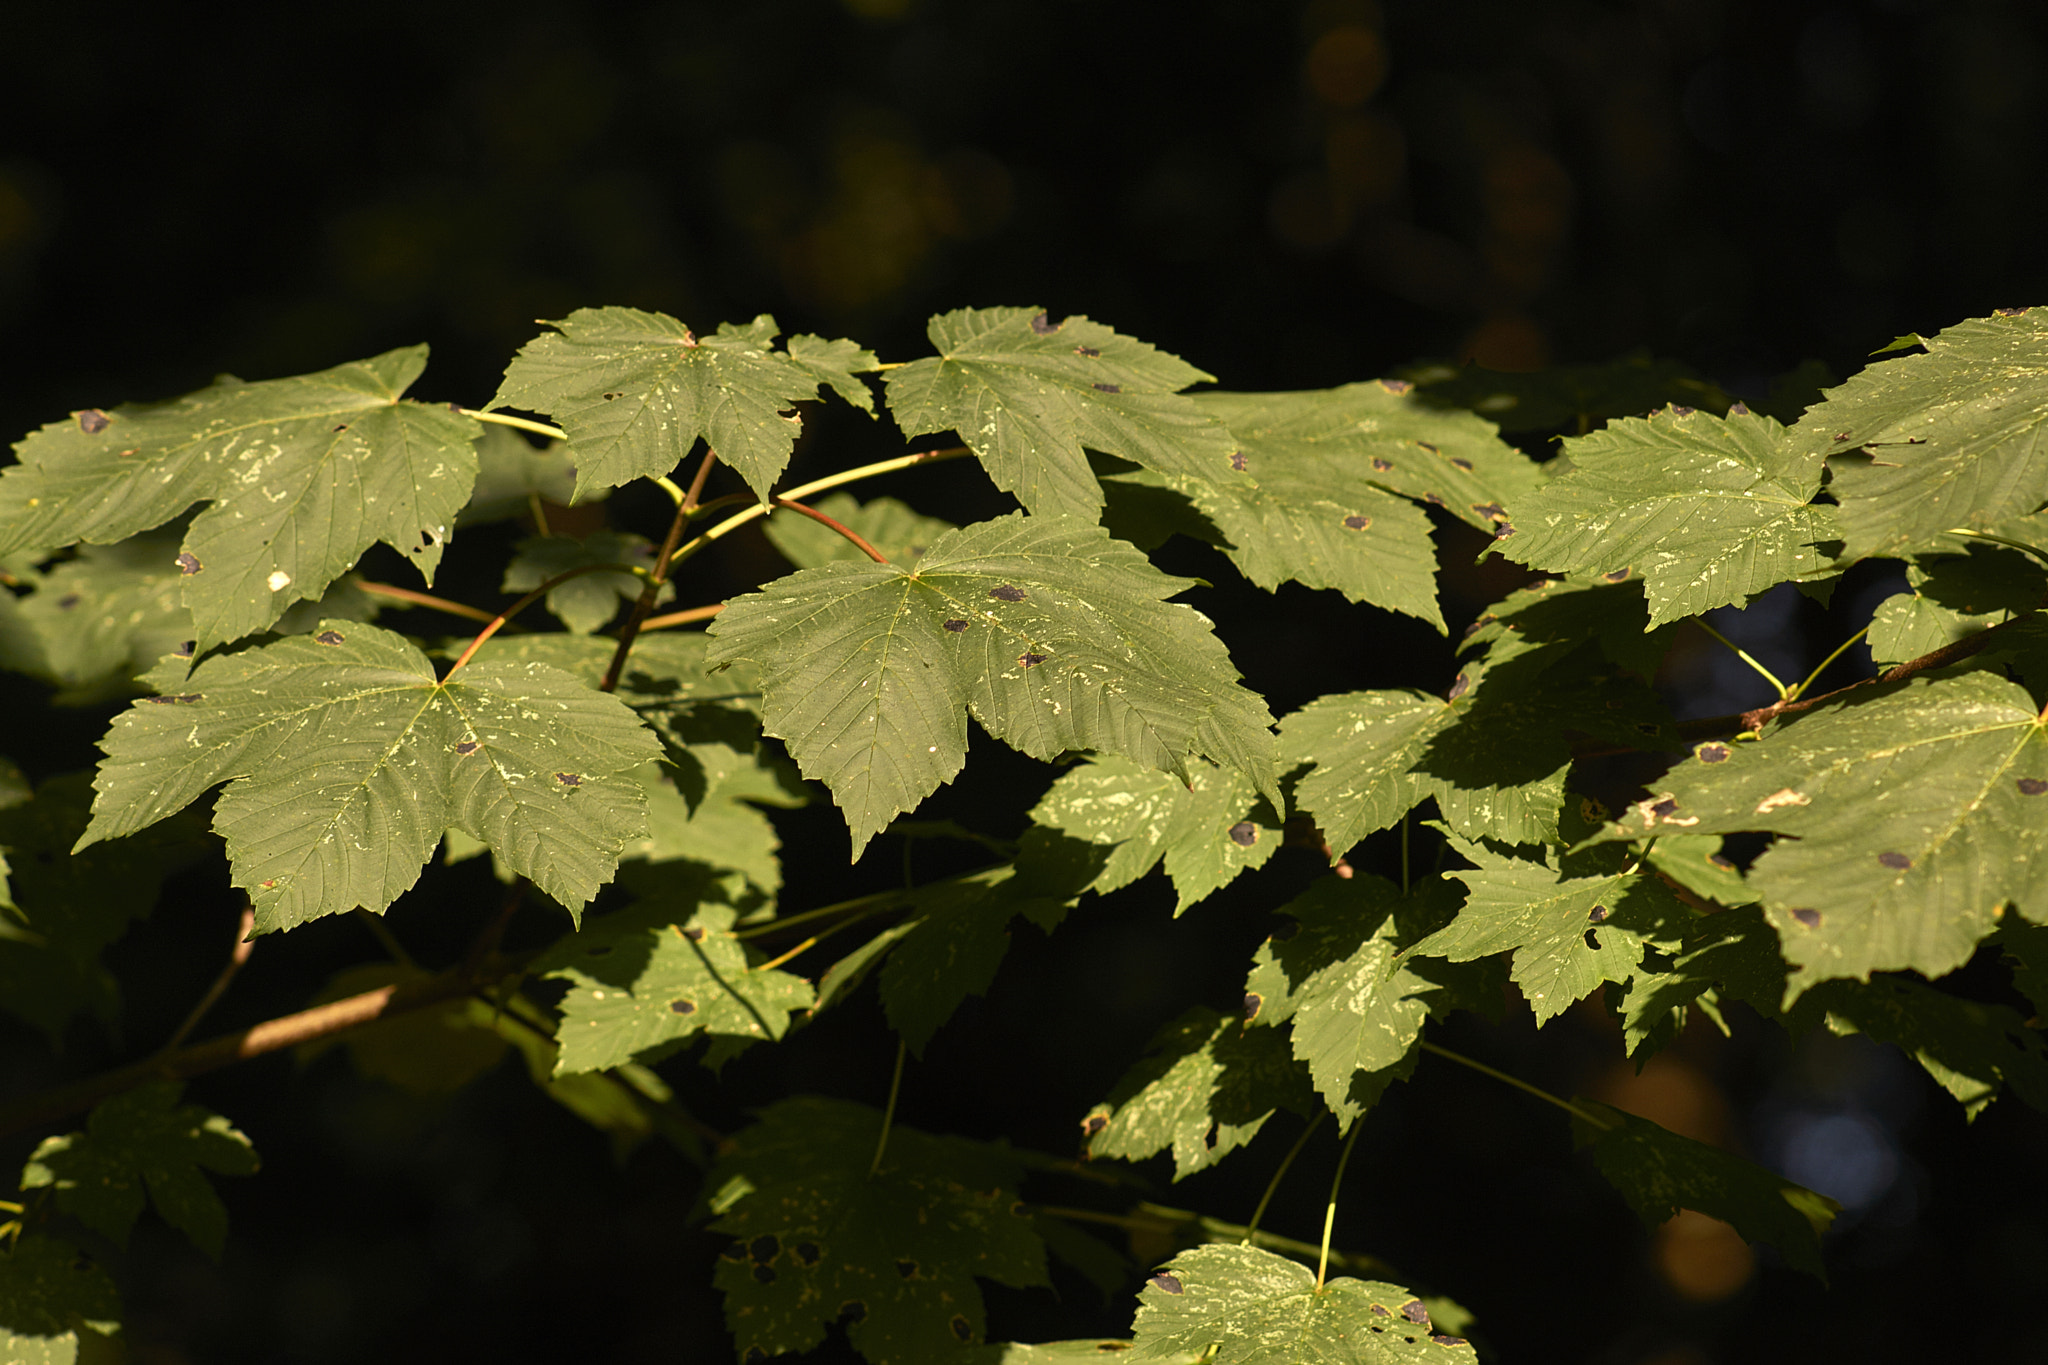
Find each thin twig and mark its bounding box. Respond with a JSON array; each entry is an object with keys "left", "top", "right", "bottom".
[
  {"left": 1243, "top": 1113, "right": 1324, "bottom": 1246},
  {"left": 1691, "top": 618, "right": 1789, "bottom": 699},
  {"left": 638, "top": 604, "right": 726, "bottom": 632},
  {"left": 1316, "top": 1121, "right": 1363, "bottom": 1291},
  {"left": 772, "top": 497, "right": 890, "bottom": 564},
  {"left": 870, "top": 1039, "right": 907, "bottom": 1176},
  {"left": 356, "top": 581, "right": 498, "bottom": 624},
  {"left": 442, "top": 561, "right": 631, "bottom": 681},
  {"left": 601, "top": 449, "right": 716, "bottom": 693},
  {"left": 1418, "top": 1040, "right": 1615, "bottom": 1129},
  {"left": 1737, "top": 609, "right": 2035, "bottom": 733},
  {"left": 159, "top": 902, "right": 256, "bottom": 1055},
  {"left": 460, "top": 409, "right": 566, "bottom": 442}
]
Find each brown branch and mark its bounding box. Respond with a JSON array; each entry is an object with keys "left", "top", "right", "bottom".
[
  {"left": 1734, "top": 611, "right": 2034, "bottom": 734},
  {"left": 442, "top": 561, "right": 632, "bottom": 681},
  {"left": 355, "top": 581, "right": 497, "bottom": 624},
  {"left": 771, "top": 496, "right": 889, "bottom": 564},
  {"left": 638, "top": 603, "right": 725, "bottom": 632},
  {"left": 601, "top": 449, "right": 716, "bottom": 693},
  {"left": 0, "top": 956, "right": 528, "bottom": 1138}
]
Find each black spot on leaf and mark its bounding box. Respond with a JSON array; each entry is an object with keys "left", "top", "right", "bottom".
[
  {"left": 794, "top": 1242, "right": 820, "bottom": 1265},
  {"left": 895, "top": 1259, "right": 919, "bottom": 1279},
  {"left": 1450, "top": 458, "right": 1474, "bottom": 471},
  {"left": 1416, "top": 441, "right": 1438, "bottom": 454},
  {"left": 1082, "top": 1113, "right": 1108, "bottom": 1137},
  {"left": 1997, "top": 306, "right": 2031, "bottom": 316},
  {"left": 1372, "top": 458, "right": 1394, "bottom": 471},
  {"left": 2019, "top": 778, "right": 2047, "bottom": 796},
  {"left": 1495, "top": 525, "right": 1516, "bottom": 538},
  {"left": 1093, "top": 382, "right": 1121, "bottom": 394},
  {"left": 1708, "top": 854, "right": 1736, "bottom": 870},
  {"left": 752, "top": 1265, "right": 776, "bottom": 1285},
  {"left": 683, "top": 926, "right": 706, "bottom": 942},
  {"left": 950, "top": 1316, "right": 973, "bottom": 1342},
  {"left": 1424, "top": 492, "right": 1446, "bottom": 506},
  {"left": 1147, "top": 1273, "right": 1184, "bottom": 1295},
  {"left": 454, "top": 741, "right": 480, "bottom": 756},
  {"left": 1342, "top": 514, "right": 1372, "bottom": 531},
  {"left": 77, "top": 409, "right": 111, "bottom": 433},
  {"left": 1472, "top": 502, "right": 1508, "bottom": 521},
  {"left": 333, "top": 423, "right": 349, "bottom": 432},
  {"left": 1019, "top": 652, "right": 1048, "bottom": 668},
  {"left": 943, "top": 619, "right": 969, "bottom": 633},
  {"left": 55, "top": 593, "right": 80, "bottom": 610},
  {"left": 1728, "top": 401, "right": 1752, "bottom": 416},
  {"left": 1074, "top": 344, "right": 1101, "bottom": 356},
  {"left": 1651, "top": 799, "right": 1678, "bottom": 817},
  {"left": 1243, "top": 992, "right": 1262, "bottom": 1021},
  {"left": 1229, "top": 450, "right": 1248, "bottom": 471},
  {"left": 839, "top": 1301, "right": 867, "bottom": 1323},
  {"left": 175, "top": 552, "right": 202, "bottom": 575},
  {"left": 1031, "top": 312, "right": 1059, "bottom": 334},
  {"left": 1602, "top": 567, "right": 1632, "bottom": 583},
  {"left": 750, "top": 1235, "right": 779, "bottom": 1263},
  {"left": 670, "top": 998, "right": 697, "bottom": 1015},
  {"left": 555, "top": 773, "right": 582, "bottom": 787},
  {"left": 175, "top": 641, "right": 195, "bottom": 657},
  {"left": 989, "top": 585, "right": 1027, "bottom": 602},
  {"left": 1791, "top": 908, "right": 1822, "bottom": 928},
  {"left": 1401, "top": 1300, "right": 1429, "bottom": 1324},
  {"left": 1228, "top": 821, "right": 1258, "bottom": 846},
  {"left": 1432, "top": 1336, "right": 1468, "bottom": 1347},
  {"left": 314, "top": 630, "right": 345, "bottom": 645},
  {"left": 1696, "top": 743, "right": 1731, "bottom": 764},
  {"left": 1589, "top": 905, "right": 1608, "bottom": 923},
  {"left": 1446, "top": 672, "right": 1471, "bottom": 701},
  {"left": 1371, "top": 1305, "right": 1392, "bottom": 1317},
  {"left": 1379, "top": 378, "right": 1414, "bottom": 394},
  {"left": 1877, "top": 851, "right": 1912, "bottom": 870},
  {"left": 1668, "top": 404, "right": 1696, "bottom": 417}
]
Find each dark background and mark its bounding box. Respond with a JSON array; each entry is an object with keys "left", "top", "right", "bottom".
[{"left": 3, "top": 1, "right": 2046, "bottom": 1362}]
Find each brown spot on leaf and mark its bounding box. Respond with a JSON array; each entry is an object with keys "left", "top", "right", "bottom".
[
  {"left": 1031, "top": 311, "right": 1060, "bottom": 334},
  {"left": 1229, "top": 450, "right": 1248, "bottom": 471},
  {"left": 555, "top": 772, "right": 582, "bottom": 787},
  {"left": 670, "top": 998, "right": 697, "bottom": 1015},
  {"left": 454, "top": 741, "right": 480, "bottom": 756},
  {"left": 1651, "top": 798, "right": 1678, "bottom": 817},
  {"left": 1996, "top": 306, "right": 2031, "bottom": 317},
  {"left": 55, "top": 593, "right": 80, "bottom": 610},
  {"left": 175, "top": 641, "right": 194, "bottom": 658},
  {"left": 1462, "top": 614, "right": 1497, "bottom": 640},
  {"left": 1589, "top": 905, "right": 1608, "bottom": 923},
  {"left": 1450, "top": 457, "right": 1475, "bottom": 471},
  {"left": 78, "top": 409, "right": 113, "bottom": 433},
  {"left": 895, "top": 1259, "right": 919, "bottom": 1279},
  {"left": 1729, "top": 401, "right": 1752, "bottom": 416},
  {"left": 1708, "top": 854, "right": 1736, "bottom": 871},
  {"left": 750, "top": 1235, "right": 779, "bottom": 1263},
  {"left": 146, "top": 694, "right": 202, "bottom": 705},
  {"left": 1877, "top": 851, "right": 1912, "bottom": 870},
  {"left": 314, "top": 630, "right": 345, "bottom": 645},
  {"left": 989, "top": 584, "right": 1026, "bottom": 602},
  {"left": 1148, "top": 1273, "right": 1184, "bottom": 1295},
  {"left": 794, "top": 1242, "right": 820, "bottom": 1265},
  {"left": 682, "top": 926, "right": 707, "bottom": 943},
  {"left": 1446, "top": 672, "right": 1471, "bottom": 701},
  {"left": 176, "top": 552, "right": 202, "bottom": 575},
  {"left": 1074, "top": 344, "right": 1101, "bottom": 356},
  {"left": 1495, "top": 525, "right": 1516, "bottom": 538},
  {"left": 333, "top": 423, "right": 349, "bottom": 432},
  {"left": 1472, "top": 502, "right": 1508, "bottom": 521},
  {"left": 1082, "top": 1112, "right": 1108, "bottom": 1137},
  {"left": 950, "top": 1316, "right": 973, "bottom": 1342},
  {"left": 1417, "top": 441, "right": 1439, "bottom": 454},
  {"left": 1372, "top": 457, "right": 1394, "bottom": 471},
  {"left": 1668, "top": 404, "right": 1696, "bottom": 417},
  {"left": 1228, "top": 821, "right": 1259, "bottom": 846},
  {"left": 1342, "top": 514, "right": 1372, "bottom": 530},
  {"left": 1243, "top": 992, "right": 1262, "bottom": 1021},
  {"left": 1379, "top": 378, "right": 1414, "bottom": 394},
  {"left": 1432, "top": 1336, "right": 1468, "bottom": 1347},
  {"left": 943, "top": 619, "right": 969, "bottom": 633},
  {"left": 1696, "top": 743, "right": 1732, "bottom": 764},
  {"left": 1401, "top": 1300, "right": 1430, "bottom": 1324},
  {"left": 1790, "top": 907, "right": 1822, "bottom": 928},
  {"left": 752, "top": 1265, "right": 776, "bottom": 1285},
  {"left": 1093, "top": 382, "right": 1121, "bottom": 394},
  {"left": 1423, "top": 492, "right": 1446, "bottom": 506},
  {"left": 1602, "top": 567, "right": 1631, "bottom": 583},
  {"left": 2018, "top": 778, "right": 2047, "bottom": 796},
  {"left": 1372, "top": 1305, "right": 1393, "bottom": 1318},
  {"left": 1019, "top": 652, "right": 1048, "bottom": 668},
  {"left": 602, "top": 391, "right": 621, "bottom": 400}
]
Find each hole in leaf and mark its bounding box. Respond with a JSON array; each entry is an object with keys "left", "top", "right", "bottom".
[
  {"left": 896, "top": 1259, "right": 919, "bottom": 1279},
  {"left": 1082, "top": 1113, "right": 1108, "bottom": 1137},
  {"left": 176, "top": 552, "right": 202, "bottom": 575},
  {"left": 1584, "top": 929, "right": 1600, "bottom": 950},
  {"left": 950, "top": 1316, "right": 973, "bottom": 1342},
  {"left": 556, "top": 773, "right": 582, "bottom": 787},
  {"left": 78, "top": 409, "right": 111, "bottom": 433},
  {"left": 1602, "top": 568, "right": 1631, "bottom": 583},
  {"left": 1243, "top": 992, "right": 1262, "bottom": 1021},
  {"left": 794, "top": 1242, "right": 820, "bottom": 1265},
  {"left": 989, "top": 585, "right": 1026, "bottom": 602},
  {"left": 1019, "top": 652, "right": 1048, "bottom": 668},
  {"left": 175, "top": 641, "right": 194, "bottom": 657},
  {"left": 670, "top": 999, "right": 697, "bottom": 1015},
  {"left": 333, "top": 423, "right": 349, "bottom": 433},
  {"left": 1790, "top": 908, "right": 1822, "bottom": 928},
  {"left": 1031, "top": 312, "right": 1059, "bottom": 334},
  {"left": 750, "top": 1235, "right": 779, "bottom": 1263},
  {"left": 314, "top": 630, "right": 345, "bottom": 645},
  {"left": 1228, "top": 821, "right": 1258, "bottom": 846},
  {"left": 943, "top": 619, "right": 969, "bottom": 633},
  {"left": 1147, "top": 1273, "right": 1183, "bottom": 1295},
  {"left": 751, "top": 1265, "right": 776, "bottom": 1285}
]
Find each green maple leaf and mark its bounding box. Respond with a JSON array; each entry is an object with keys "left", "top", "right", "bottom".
[
  {"left": 1570, "top": 1101, "right": 1839, "bottom": 1280},
  {"left": 456, "top": 423, "right": 585, "bottom": 524},
  {"left": 1400, "top": 355, "right": 1730, "bottom": 433},
  {"left": 1022, "top": 754, "right": 1281, "bottom": 914},
  {"left": 707, "top": 512, "right": 1277, "bottom": 859},
  {"left": 1407, "top": 840, "right": 1689, "bottom": 1024},
  {"left": 1643, "top": 833, "right": 1759, "bottom": 909},
  {"left": 21, "top": 1083, "right": 258, "bottom": 1258},
  {"left": 538, "top": 900, "right": 813, "bottom": 1074},
  {"left": 1594, "top": 670, "right": 2048, "bottom": 999},
  {"left": 1497, "top": 407, "right": 1839, "bottom": 626},
  {"left": 972, "top": 1343, "right": 1196, "bottom": 1365},
  {"left": 80, "top": 621, "right": 663, "bottom": 931},
  {"left": 1795, "top": 975, "right": 2048, "bottom": 1120},
  {"left": 0, "top": 1234, "right": 120, "bottom": 1356},
  {"left": 0, "top": 775, "right": 206, "bottom": 1040},
  {"left": 1866, "top": 544, "right": 2044, "bottom": 668},
  {"left": 627, "top": 755, "right": 790, "bottom": 897},
  {"left": 1130, "top": 1244, "right": 1476, "bottom": 1363},
  {"left": 787, "top": 334, "right": 882, "bottom": 413},
  {"left": 1616, "top": 906, "right": 1786, "bottom": 1059},
  {"left": 1799, "top": 308, "right": 2048, "bottom": 559},
  {"left": 764, "top": 493, "right": 956, "bottom": 569},
  {"left": 0, "top": 346, "right": 478, "bottom": 653},
  {"left": 1083, "top": 1006, "right": 1316, "bottom": 1180},
  {"left": 883, "top": 306, "right": 1245, "bottom": 519},
  {"left": 501, "top": 530, "right": 662, "bottom": 634},
  {"left": 491, "top": 309, "right": 872, "bottom": 502},
  {"left": 708, "top": 1097, "right": 1048, "bottom": 1365},
  {"left": 874, "top": 868, "right": 1070, "bottom": 1056},
  {"left": 1244, "top": 876, "right": 1437, "bottom": 1127}
]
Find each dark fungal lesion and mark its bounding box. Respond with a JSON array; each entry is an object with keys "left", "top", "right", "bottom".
[{"left": 989, "top": 584, "right": 1026, "bottom": 602}]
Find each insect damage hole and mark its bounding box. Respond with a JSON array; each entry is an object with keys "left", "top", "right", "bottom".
[
  {"left": 1147, "top": 1273, "right": 1183, "bottom": 1295},
  {"left": 454, "top": 741, "right": 479, "bottom": 756},
  {"left": 989, "top": 584, "right": 1027, "bottom": 602},
  {"left": 1228, "top": 821, "right": 1258, "bottom": 846},
  {"left": 314, "top": 630, "right": 345, "bottom": 645},
  {"left": 1030, "top": 311, "right": 1060, "bottom": 334},
  {"left": 1229, "top": 450, "right": 1248, "bottom": 471},
  {"left": 175, "top": 552, "right": 202, "bottom": 575},
  {"left": 555, "top": 773, "right": 583, "bottom": 787},
  {"left": 943, "top": 619, "right": 969, "bottom": 633},
  {"left": 1018, "top": 652, "right": 1048, "bottom": 668},
  {"left": 77, "top": 409, "right": 112, "bottom": 433}
]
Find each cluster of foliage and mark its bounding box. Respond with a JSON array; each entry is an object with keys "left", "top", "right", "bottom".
[{"left": 0, "top": 299, "right": 2044, "bottom": 1363}]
